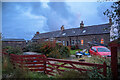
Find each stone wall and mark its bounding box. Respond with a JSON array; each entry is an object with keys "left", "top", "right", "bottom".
[
  {"left": 2, "top": 41, "right": 26, "bottom": 49},
  {"left": 32, "top": 33, "right": 110, "bottom": 49}
]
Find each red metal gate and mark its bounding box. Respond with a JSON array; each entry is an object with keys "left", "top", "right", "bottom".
[{"left": 3, "top": 53, "right": 107, "bottom": 77}]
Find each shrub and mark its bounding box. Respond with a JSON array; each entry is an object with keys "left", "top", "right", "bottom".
[
  {"left": 3, "top": 46, "right": 23, "bottom": 55},
  {"left": 71, "top": 45, "right": 79, "bottom": 50},
  {"left": 40, "top": 41, "right": 70, "bottom": 59},
  {"left": 59, "top": 46, "right": 70, "bottom": 58},
  {"left": 49, "top": 49, "right": 61, "bottom": 58},
  {"left": 2, "top": 55, "right": 14, "bottom": 75},
  {"left": 71, "top": 46, "right": 76, "bottom": 50},
  {"left": 2, "top": 55, "right": 15, "bottom": 78},
  {"left": 23, "top": 43, "right": 42, "bottom": 53},
  {"left": 87, "top": 66, "right": 112, "bottom": 79},
  {"left": 40, "top": 41, "right": 55, "bottom": 55},
  {"left": 22, "top": 41, "right": 70, "bottom": 59}
]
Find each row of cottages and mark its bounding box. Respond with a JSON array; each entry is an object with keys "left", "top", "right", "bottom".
[
  {"left": 32, "top": 19, "right": 112, "bottom": 49},
  {"left": 2, "top": 38, "right": 26, "bottom": 48}
]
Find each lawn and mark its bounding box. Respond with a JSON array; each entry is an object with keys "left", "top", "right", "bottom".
[
  {"left": 70, "top": 49, "right": 111, "bottom": 65},
  {"left": 70, "top": 49, "right": 82, "bottom": 55}
]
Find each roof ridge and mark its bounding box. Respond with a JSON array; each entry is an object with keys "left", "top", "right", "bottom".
[
  {"left": 2, "top": 38, "right": 25, "bottom": 39},
  {"left": 38, "top": 23, "right": 110, "bottom": 34}
]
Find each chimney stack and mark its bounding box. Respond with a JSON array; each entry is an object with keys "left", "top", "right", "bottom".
[
  {"left": 36, "top": 31, "right": 39, "bottom": 35},
  {"left": 109, "top": 17, "right": 112, "bottom": 25},
  {"left": 80, "top": 21, "right": 84, "bottom": 28},
  {"left": 61, "top": 25, "right": 64, "bottom": 31}
]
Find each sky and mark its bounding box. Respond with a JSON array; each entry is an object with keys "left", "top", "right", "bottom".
[{"left": 2, "top": 1, "right": 113, "bottom": 40}]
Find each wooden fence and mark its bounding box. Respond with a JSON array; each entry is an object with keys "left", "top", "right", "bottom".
[{"left": 3, "top": 53, "right": 107, "bottom": 77}]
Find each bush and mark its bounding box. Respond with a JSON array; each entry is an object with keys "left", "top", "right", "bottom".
[
  {"left": 2, "top": 55, "right": 14, "bottom": 75},
  {"left": 87, "top": 66, "right": 112, "bottom": 79},
  {"left": 49, "top": 49, "right": 61, "bottom": 58},
  {"left": 23, "top": 43, "right": 42, "bottom": 53},
  {"left": 40, "top": 41, "right": 70, "bottom": 59},
  {"left": 22, "top": 41, "right": 70, "bottom": 59},
  {"left": 40, "top": 41, "right": 55, "bottom": 55},
  {"left": 59, "top": 46, "right": 70, "bottom": 58},
  {"left": 3, "top": 46, "right": 23, "bottom": 55},
  {"left": 71, "top": 46, "right": 76, "bottom": 50},
  {"left": 71, "top": 45, "right": 79, "bottom": 50}
]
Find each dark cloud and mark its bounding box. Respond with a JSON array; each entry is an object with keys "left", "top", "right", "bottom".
[
  {"left": 47, "top": 2, "right": 72, "bottom": 19},
  {"left": 31, "top": 2, "right": 78, "bottom": 30},
  {"left": 2, "top": 2, "right": 112, "bottom": 40}
]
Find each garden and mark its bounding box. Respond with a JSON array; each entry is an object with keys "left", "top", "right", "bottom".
[{"left": 2, "top": 41, "right": 112, "bottom": 79}]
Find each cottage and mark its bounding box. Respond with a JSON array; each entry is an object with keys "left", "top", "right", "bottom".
[
  {"left": 2, "top": 38, "right": 26, "bottom": 49},
  {"left": 32, "top": 19, "right": 112, "bottom": 49}
]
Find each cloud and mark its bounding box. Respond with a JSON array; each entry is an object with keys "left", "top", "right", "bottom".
[
  {"left": 96, "top": 2, "right": 113, "bottom": 22},
  {"left": 2, "top": 2, "right": 47, "bottom": 40},
  {"left": 47, "top": 2, "right": 72, "bottom": 19},
  {"left": 2, "top": 2, "right": 113, "bottom": 40}
]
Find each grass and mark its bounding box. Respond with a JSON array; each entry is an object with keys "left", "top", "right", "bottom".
[
  {"left": 70, "top": 49, "right": 82, "bottom": 55},
  {"left": 53, "top": 55, "right": 112, "bottom": 79},
  {"left": 81, "top": 55, "right": 111, "bottom": 65},
  {"left": 55, "top": 70, "right": 89, "bottom": 79}
]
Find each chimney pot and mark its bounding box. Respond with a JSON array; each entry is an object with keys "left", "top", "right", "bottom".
[
  {"left": 109, "top": 17, "right": 112, "bottom": 25},
  {"left": 80, "top": 21, "right": 84, "bottom": 28},
  {"left": 61, "top": 25, "right": 64, "bottom": 31},
  {"left": 36, "top": 31, "right": 39, "bottom": 34}
]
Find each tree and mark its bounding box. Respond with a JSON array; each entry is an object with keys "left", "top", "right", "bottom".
[{"left": 103, "top": 1, "right": 120, "bottom": 40}]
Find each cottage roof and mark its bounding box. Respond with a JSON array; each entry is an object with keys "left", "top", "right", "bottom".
[
  {"left": 32, "top": 23, "right": 111, "bottom": 40},
  {"left": 2, "top": 38, "right": 26, "bottom": 41}
]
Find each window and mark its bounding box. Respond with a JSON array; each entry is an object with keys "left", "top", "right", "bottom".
[
  {"left": 44, "top": 39, "right": 48, "bottom": 41},
  {"left": 66, "top": 41, "right": 69, "bottom": 46},
  {"left": 72, "top": 40, "right": 74, "bottom": 45},
  {"left": 81, "top": 40, "right": 83, "bottom": 45},
  {"left": 75, "top": 40, "right": 77, "bottom": 44},
  {"left": 91, "top": 47, "right": 94, "bottom": 51},
  {"left": 33, "top": 40, "right": 37, "bottom": 42},
  {"left": 97, "top": 48, "right": 110, "bottom": 52},
  {"left": 101, "top": 39, "right": 104, "bottom": 44},
  {"left": 63, "top": 41, "right": 65, "bottom": 46},
  {"left": 19, "top": 42, "right": 23, "bottom": 43},
  {"left": 50, "top": 38, "right": 54, "bottom": 41},
  {"left": 94, "top": 48, "right": 97, "bottom": 52},
  {"left": 57, "top": 40, "right": 62, "bottom": 43},
  {"left": 8, "top": 42, "right": 11, "bottom": 43}
]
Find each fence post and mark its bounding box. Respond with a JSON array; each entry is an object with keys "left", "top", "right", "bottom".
[{"left": 103, "top": 61, "right": 107, "bottom": 77}]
